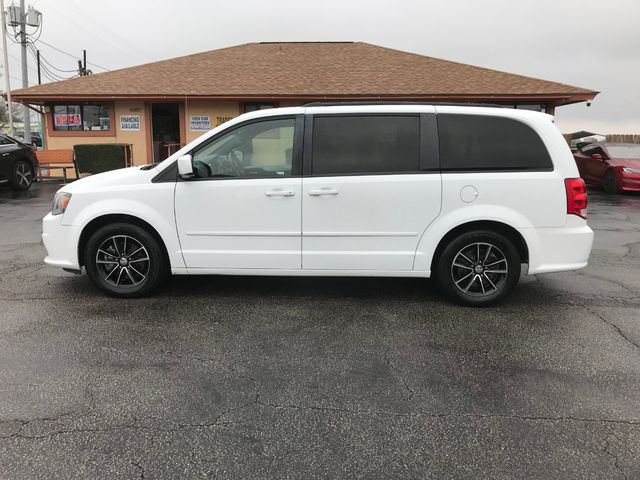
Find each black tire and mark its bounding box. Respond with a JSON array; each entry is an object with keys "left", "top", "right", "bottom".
[
  {"left": 603, "top": 169, "right": 620, "bottom": 194},
  {"left": 9, "top": 159, "right": 34, "bottom": 190},
  {"left": 84, "top": 223, "right": 167, "bottom": 298},
  {"left": 435, "top": 230, "right": 521, "bottom": 307}
]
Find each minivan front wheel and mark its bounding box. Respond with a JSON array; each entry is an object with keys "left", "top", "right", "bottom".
[
  {"left": 435, "top": 230, "right": 521, "bottom": 306},
  {"left": 84, "top": 223, "right": 166, "bottom": 297}
]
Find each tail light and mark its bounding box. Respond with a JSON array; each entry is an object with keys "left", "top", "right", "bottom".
[{"left": 564, "top": 178, "right": 587, "bottom": 219}]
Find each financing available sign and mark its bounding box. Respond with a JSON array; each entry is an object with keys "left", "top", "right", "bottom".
[
  {"left": 120, "top": 115, "right": 140, "bottom": 131},
  {"left": 190, "top": 115, "right": 211, "bottom": 131}
]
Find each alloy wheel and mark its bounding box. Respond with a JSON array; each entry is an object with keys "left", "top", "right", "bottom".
[
  {"left": 95, "top": 235, "right": 150, "bottom": 288},
  {"left": 450, "top": 242, "right": 508, "bottom": 296},
  {"left": 15, "top": 162, "right": 32, "bottom": 188}
]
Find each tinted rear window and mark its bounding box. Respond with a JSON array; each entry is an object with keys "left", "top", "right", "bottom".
[
  {"left": 312, "top": 115, "right": 420, "bottom": 175},
  {"left": 438, "top": 114, "right": 553, "bottom": 171}
]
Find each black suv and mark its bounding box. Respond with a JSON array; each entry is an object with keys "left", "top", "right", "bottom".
[{"left": 0, "top": 134, "right": 39, "bottom": 190}]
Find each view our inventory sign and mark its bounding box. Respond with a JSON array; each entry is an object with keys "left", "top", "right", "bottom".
[
  {"left": 54, "top": 113, "right": 81, "bottom": 127},
  {"left": 190, "top": 115, "right": 211, "bottom": 131},
  {"left": 120, "top": 115, "right": 140, "bottom": 131}
]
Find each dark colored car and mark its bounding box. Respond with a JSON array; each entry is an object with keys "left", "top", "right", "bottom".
[
  {"left": 0, "top": 134, "right": 39, "bottom": 190},
  {"left": 573, "top": 142, "right": 640, "bottom": 193},
  {"left": 14, "top": 131, "right": 42, "bottom": 148}
]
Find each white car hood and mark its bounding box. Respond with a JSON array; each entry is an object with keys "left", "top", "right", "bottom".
[{"left": 60, "top": 166, "right": 157, "bottom": 194}]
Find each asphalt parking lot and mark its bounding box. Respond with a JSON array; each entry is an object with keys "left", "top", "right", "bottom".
[{"left": 1, "top": 182, "right": 639, "bottom": 479}]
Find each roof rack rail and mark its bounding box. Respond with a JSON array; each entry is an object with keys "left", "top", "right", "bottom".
[{"left": 302, "top": 101, "right": 505, "bottom": 108}]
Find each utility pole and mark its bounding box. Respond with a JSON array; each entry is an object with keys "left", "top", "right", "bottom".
[
  {"left": 36, "top": 49, "right": 40, "bottom": 84},
  {"left": 77, "top": 50, "right": 88, "bottom": 76},
  {"left": 0, "top": 0, "right": 14, "bottom": 135},
  {"left": 19, "top": 0, "right": 29, "bottom": 143}
]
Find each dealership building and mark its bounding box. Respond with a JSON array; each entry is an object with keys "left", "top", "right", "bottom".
[{"left": 9, "top": 41, "right": 598, "bottom": 165}]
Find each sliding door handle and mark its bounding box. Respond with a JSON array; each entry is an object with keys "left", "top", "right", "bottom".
[
  {"left": 308, "top": 188, "right": 339, "bottom": 196},
  {"left": 265, "top": 189, "right": 295, "bottom": 197}
]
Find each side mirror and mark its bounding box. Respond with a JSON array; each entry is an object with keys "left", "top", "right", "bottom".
[
  {"left": 177, "top": 154, "right": 194, "bottom": 179},
  {"left": 591, "top": 153, "right": 603, "bottom": 160}
]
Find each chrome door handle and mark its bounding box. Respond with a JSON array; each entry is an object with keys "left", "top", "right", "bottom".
[
  {"left": 265, "top": 189, "right": 295, "bottom": 197},
  {"left": 308, "top": 188, "right": 339, "bottom": 196}
]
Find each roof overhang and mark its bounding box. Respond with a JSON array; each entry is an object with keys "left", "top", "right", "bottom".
[{"left": 8, "top": 92, "right": 597, "bottom": 106}]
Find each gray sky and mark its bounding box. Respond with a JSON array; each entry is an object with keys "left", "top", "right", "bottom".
[{"left": 5, "top": 0, "right": 639, "bottom": 133}]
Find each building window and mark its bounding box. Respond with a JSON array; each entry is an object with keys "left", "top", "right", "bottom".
[
  {"left": 244, "top": 102, "right": 277, "bottom": 113},
  {"left": 52, "top": 103, "right": 111, "bottom": 131},
  {"left": 515, "top": 103, "right": 547, "bottom": 112},
  {"left": 498, "top": 103, "right": 547, "bottom": 112}
]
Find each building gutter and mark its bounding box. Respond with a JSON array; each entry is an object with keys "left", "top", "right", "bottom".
[{"left": 5, "top": 92, "right": 598, "bottom": 105}]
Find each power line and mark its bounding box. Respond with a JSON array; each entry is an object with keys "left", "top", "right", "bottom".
[
  {"left": 36, "top": 39, "right": 111, "bottom": 72},
  {"left": 27, "top": 41, "right": 75, "bottom": 73},
  {"left": 25, "top": 43, "right": 69, "bottom": 81},
  {"left": 6, "top": 50, "right": 38, "bottom": 75}
]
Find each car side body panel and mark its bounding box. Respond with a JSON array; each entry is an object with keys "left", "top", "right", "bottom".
[{"left": 54, "top": 168, "right": 184, "bottom": 271}]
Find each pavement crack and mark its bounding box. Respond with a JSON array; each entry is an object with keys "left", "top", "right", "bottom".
[
  {"left": 0, "top": 414, "right": 139, "bottom": 440},
  {"left": 175, "top": 391, "right": 261, "bottom": 431},
  {"left": 384, "top": 350, "right": 416, "bottom": 404},
  {"left": 131, "top": 460, "right": 145, "bottom": 479},
  {"left": 585, "top": 306, "right": 640, "bottom": 351},
  {"left": 603, "top": 436, "right": 629, "bottom": 480},
  {"left": 576, "top": 271, "right": 637, "bottom": 295}
]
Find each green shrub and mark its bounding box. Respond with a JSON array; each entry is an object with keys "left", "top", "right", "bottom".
[{"left": 73, "top": 144, "right": 132, "bottom": 175}]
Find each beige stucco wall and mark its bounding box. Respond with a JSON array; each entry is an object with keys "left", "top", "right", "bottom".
[
  {"left": 114, "top": 101, "right": 148, "bottom": 165},
  {"left": 185, "top": 101, "right": 240, "bottom": 144},
  {"left": 46, "top": 134, "right": 118, "bottom": 150}
]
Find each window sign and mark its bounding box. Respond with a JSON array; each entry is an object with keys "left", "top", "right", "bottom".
[
  {"left": 52, "top": 103, "right": 110, "bottom": 131},
  {"left": 120, "top": 115, "right": 140, "bottom": 131},
  {"left": 216, "top": 116, "right": 232, "bottom": 126},
  {"left": 190, "top": 115, "right": 211, "bottom": 131},
  {"left": 54, "top": 113, "right": 81, "bottom": 128}
]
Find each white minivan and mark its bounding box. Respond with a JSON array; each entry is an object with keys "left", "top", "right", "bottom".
[{"left": 42, "top": 104, "right": 593, "bottom": 306}]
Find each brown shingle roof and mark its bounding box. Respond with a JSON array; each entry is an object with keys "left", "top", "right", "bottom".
[{"left": 10, "top": 42, "right": 597, "bottom": 104}]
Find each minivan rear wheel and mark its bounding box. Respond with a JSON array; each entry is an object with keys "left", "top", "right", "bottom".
[
  {"left": 435, "top": 230, "right": 521, "bottom": 306},
  {"left": 84, "top": 223, "right": 166, "bottom": 297}
]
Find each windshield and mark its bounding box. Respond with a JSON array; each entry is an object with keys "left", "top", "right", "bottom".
[{"left": 607, "top": 145, "right": 640, "bottom": 159}]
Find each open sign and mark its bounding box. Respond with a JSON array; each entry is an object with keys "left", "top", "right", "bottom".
[{"left": 54, "top": 113, "right": 81, "bottom": 127}]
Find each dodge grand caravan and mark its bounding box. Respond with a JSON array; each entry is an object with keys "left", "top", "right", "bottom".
[{"left": 42, "top": 104, "right": 594, "bottom": 306}]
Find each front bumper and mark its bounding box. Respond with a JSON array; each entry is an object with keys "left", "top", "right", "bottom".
[
  {"left": 42, "top": 212, "right": 82, "bottom": 270},
  {"left": 621, "top": 171, "right": 640, "bottom": 192}
]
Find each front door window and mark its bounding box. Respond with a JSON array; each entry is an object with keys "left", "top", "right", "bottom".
[{"left": 191, "top": 118, "right": 295, "bottom": 179}]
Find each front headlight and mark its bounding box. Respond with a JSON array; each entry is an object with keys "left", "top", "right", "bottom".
[
  {"left": 52, "top": 192, "right": 72, "bottom": 215},
  {"left": 622, "top": 167, "right": 640, "bottom": 174}
]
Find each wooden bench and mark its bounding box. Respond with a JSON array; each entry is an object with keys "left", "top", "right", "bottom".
[{"left": 36, "top": 150, "right": 76, "bottom": 183}]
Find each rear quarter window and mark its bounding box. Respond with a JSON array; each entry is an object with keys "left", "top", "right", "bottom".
[{"left": 437, "top": 114, "right": 553, "bottom": 171}]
